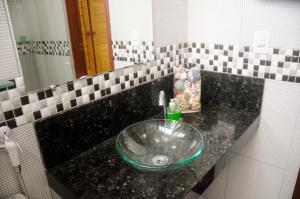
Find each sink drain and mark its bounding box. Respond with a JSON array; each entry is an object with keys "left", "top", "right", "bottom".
[{"left": 151, "top": 155, "right": 169, "bottom": 166}]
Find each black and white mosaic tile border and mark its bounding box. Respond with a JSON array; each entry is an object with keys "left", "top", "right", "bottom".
[
  {"left": 17, "top": 40, "right": 70, "bottom": 56},
  {"left": 155, "top": 42, "right": 188, "bottom": 68},
  {"left": 186, "top": 42, "right": 300, "bottom": 83},
  {"left": 112, "top": 40, "right": 155, "bottom": 64},
  {"left": 3, "top": 40, "right": 300, "bottom": 129},
  {"left": 0, "top": 43, "right": 186, "bottom": 129}
]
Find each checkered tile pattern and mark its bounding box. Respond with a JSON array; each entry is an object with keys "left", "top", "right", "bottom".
[
  {"left": 0, "top": 43, "right": 186, "bottom": 129},
  {"left": 155, "top": 42, "right": 188, "bottom": 68},
  {"left": 112, "top": 40, "right": 155, "bottom": 64},
  {"left": 3, "top": 41, "right": 300, "bottom": 129},
  {"left": 186, "top": 42, "right": 300, "bottom": 83},
  {"left": 17, "top": 40, "right": 70, "bottom": 56}
]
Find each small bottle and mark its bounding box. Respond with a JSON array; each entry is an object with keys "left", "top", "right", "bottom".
[
  {"left": 167, "top": 99, "right": 181, "bottom": 121},
  {"left": 169, "top": 99, "right": 176, "bottom": 112}
]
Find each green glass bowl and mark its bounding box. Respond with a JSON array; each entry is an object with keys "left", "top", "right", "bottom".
[{"left": 116, "top": 119, "right": 205, "bottom": 172}]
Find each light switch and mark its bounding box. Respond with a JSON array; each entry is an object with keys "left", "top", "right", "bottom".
[{"left": 254, "top": 31, "right": 271, "bottom": 54}]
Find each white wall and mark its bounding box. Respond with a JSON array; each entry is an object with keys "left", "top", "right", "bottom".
[
  {"left": 6, "top": 0, "right": 29, "bottom": 41},
  {"left": 26, "top": 0, "right": 73, "bottom": 89},
  {"left": 188, "top": 0, "right": 300, "bottom": 49},
  {"left": 7, "top": 0, "right": 40, "bottom": 90},
  {"left": 35, "top": 55, "right": 73, "bottom": 89},
  {"left": 33, "top": 0, "right": 69, "bottom": 41},
  {"left": 7, "top": 0, "right": 69, "bottom": 42},
  {"left": 152, "top": 0, "right": 187, "bottom": 47},
  {"left": 109, "top": 0, "right": 153, "bottom": 42},
  {"left": 19, "top": 55, "right": 40, "bottom": 91}
]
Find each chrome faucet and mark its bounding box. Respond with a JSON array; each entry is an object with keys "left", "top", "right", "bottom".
[{"left": 159, "top": 91, "right": 167, "bottom": 120}]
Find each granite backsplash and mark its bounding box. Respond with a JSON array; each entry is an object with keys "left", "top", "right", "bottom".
[
  {"left": 35, "top": 75, "right": 174, "bottom": 170},
  {"left": 201, "top": 71, "right": 264, "bottom": 112}
]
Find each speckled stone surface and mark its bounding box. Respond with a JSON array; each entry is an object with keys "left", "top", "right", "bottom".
[
  {"left": 35, "top": 75, "right": 174, "bottom": 170},
  {"left": 35, "top": 71, "right": 265, "bottom": 199}
]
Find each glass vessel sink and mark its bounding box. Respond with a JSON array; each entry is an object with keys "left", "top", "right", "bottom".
[{"left": 116, "top": 119, "right": 205, "bottom": 171}]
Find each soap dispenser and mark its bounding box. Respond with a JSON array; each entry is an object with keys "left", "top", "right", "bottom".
[{"left": 167, "top": 99, "right": 181, "bottom": 121}]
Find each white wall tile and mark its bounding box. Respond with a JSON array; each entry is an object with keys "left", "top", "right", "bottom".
[
  {"left": 17, "top": 56, "right": 39, "bottom": 91},
  {"left": 32, "top": 0, "right": 69, "bottom": 41},
  {"left": 6, "top": 0, "right": 28, "bottom": 40},
  {"left": 153, "top": 0, "right": 187, "bottom": 46},
  {"left": 225, "top": 154, "right": 284, "bottom": 199},
  {"left": 0, "top": 151, "right": 21, "bottom": 198},
  {"left": 12, "top": 0, "right": 40, "bottom": 40},
  {"left": 285, "top": 107, "right": 300, "bottom": 173},
  {"left": 109, "top": 0, "right": 153, "bottom": 41},
  {"left": 202, "top": 166, "right": 228, "bottom": 199},
  {"left": 188, "top": 0, "right": 300, "bottom": 49},
  {"left": 240, "top": 80, "right": 300, "bottom": 168},
  {"left": 43, "top": 55, "right": 73, "bottom": 86},
  {"left": 279, "top": 171, "right": 298, "bottom": 199},
  {"left": 240, "top": 0, "right": 300, "bottom": 49},
  {"left": 187, "top": 0, "right": 242, "bottom": 44},
  {"left": 30, "top": 55, "right": 73, "bottom": 90}
]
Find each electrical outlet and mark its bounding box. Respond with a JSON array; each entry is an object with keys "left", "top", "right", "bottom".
[{"left": 254, "top": 31, "right": 271, "bottom": 54}]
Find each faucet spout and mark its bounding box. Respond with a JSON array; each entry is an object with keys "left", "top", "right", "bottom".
[{"left": 159, "top": 91, "right": 167, "bottom": 120}]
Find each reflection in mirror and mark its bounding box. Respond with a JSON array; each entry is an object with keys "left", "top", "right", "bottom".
[
  {"left": 7, "top": 0, "right": 74, "bottom": 91},
  {"left": 66, "top": 0, "right": 154, "bottom": 76},
  {"left": 7, "top": 0, "right": 154, "bottom": 92},
  {"left": 108, "top": 0, "right": 154, "bottom": 69}
]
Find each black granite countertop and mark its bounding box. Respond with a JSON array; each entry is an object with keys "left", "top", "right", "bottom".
[
  {"left": 35, "top": 71, "right": 265, "bottom": 199},
  {"left": 47, "top": 104, "right": 260, "bottom": 199}
]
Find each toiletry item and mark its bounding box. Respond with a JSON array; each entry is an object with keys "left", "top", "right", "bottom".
[
  {"left": 19, "top": 36, "right": 28, "bottom": 44},
  {"left": 167, "top": 99, "right": 181, "bottom": 121},
  {"left": 173, "top": 67, "right": 201, "bottom": 113},
  {"left": 169, "top": 99, "right": 176, "bottom": 112},
  {"left": 167, "top": 108, "right": 181, "bottom": 121}
]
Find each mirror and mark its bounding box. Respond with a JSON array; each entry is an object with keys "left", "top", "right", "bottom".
[{"left": 7, "top": 0, "right": 154, "bottom": 92}]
